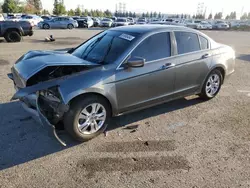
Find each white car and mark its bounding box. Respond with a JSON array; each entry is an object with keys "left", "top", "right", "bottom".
[
  {"left": 80, "top": 16, "right": 94, "bottom": 28},
  {"left": 100, "top": 18, "right": 113, "bottom": 27},
  {"left": 114, "top": 18, "right": 129, "bottom": 27},
  {"left": 184, "top": 20, "right": 200, "bottom": 29},
  {"left": 213, "top": 21, "right": 229, "bottom": 30},
  {"left": 21, "top": 15, "right": 43, "bottom": 26},
  {"left": 197, "top": 21, "right": 212, "bottom": 30}
]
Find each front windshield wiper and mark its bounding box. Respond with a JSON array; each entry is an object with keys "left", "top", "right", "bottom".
[
  {"left": 82, "top": 34, "right": 106, "bottom": 60},
  {"left": 98, "top": 37, "right": 114, "bottom": 64}
]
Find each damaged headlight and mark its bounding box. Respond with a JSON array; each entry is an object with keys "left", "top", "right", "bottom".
[{"left": 39, "top": 86, "right": 61, "bottom": 102}]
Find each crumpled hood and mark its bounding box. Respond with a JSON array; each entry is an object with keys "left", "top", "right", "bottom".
[{"left": 13, "top": 50, "right": 97, "bottom": 81}]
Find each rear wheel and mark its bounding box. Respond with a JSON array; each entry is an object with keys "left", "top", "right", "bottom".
[
  {"left": 67, "top": 24, "right": 73, "bottom": 29},
  {"left": 199, "top": 69, "right": 223, "bottom": 100},
  {"left": 64, "top": 95, "right": 111, "bottom": 142},
  {"left": 4, "top": 31, "right": 21, "bottom": 42},
  {"left": 43, "top": 23, "right": 50, "bottom": 29}
]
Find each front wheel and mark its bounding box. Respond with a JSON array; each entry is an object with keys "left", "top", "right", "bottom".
[
  {"left": 67, "top": 24, "right": 73, "bottom": 29},
  {"left": 64, "top": 95, "right": 111, "bottom": 142},
  {"left": 4, "top": 31, "right": 21, "bottom": 42},
  {"left": 199, "top": 69, "right": 223, "bottom": 100}
]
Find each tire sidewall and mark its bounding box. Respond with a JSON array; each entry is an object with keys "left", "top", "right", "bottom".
[
  {"left": 201, "top": 69, "right": 223, "bottom": 99},
  {"left": 68, "top": 24, "right": 73, "bottom": 29},
  {"left": 43, "top": 24, "right": 50, "bottom": 29},
  {"left": 5, "top": 31, "right": 21, "bottom": 42},
  {"left": 64, "top": 96, "right": 111, "bottom": 141}
]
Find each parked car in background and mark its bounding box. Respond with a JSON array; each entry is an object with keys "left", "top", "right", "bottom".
[
  {"left": 100, "top": 18, "right": 113, "bottom": 27},
  {"left": 127, "top": 17, "right": 135, "bottom": 25},
  {"left": 114, "top": 18, "right": 130, "bottom": 27},
  {"left": 111, "top": 16, "right": 117, "bottom": 22},
  {"left": 0, "top": 20, "right": 33, "bottom": 42},
  {"left": 38, "top": 17, "right": 78, "bottom": 29},
  {"left": 21, "top": 15, "right": 43, "bottom": 26},
  {"left": 79, "top": 16, "right": 94, "bottom": 28},
  {"left": 213, "top": 21, "right": 229, "bottom": 30},
  {"left": 197, "top": 21, "right": 212, "bottom": 30},
  {"left": 8, "top": 25, "right": 235, "bottom": 145},
  {"left": 136, "top": 17, "right": 147, "bottom": 24},
  {"left": 41, "top": 15, "right": 51, "bottom": 21},
  {"left": 92, "top": 17, "right": 100, "bottom": 27},
  {"left": 71, "top": 16, "right": 80, "bottom": 20},
  {"left": 185, "top": 19, "right": 200, "bottom": 29}
]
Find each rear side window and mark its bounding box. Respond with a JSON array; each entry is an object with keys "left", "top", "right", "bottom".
[
  {"left": 131, "top": 32, "right": 171, "bottom": 62},
  {"left": 200, "top": 35, "right": 209, "bottom": 50},
  {"left": 175, "top": 32, "right": 200, "bottom": 55}
]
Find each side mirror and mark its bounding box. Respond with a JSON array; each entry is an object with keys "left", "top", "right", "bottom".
[
  {"left": 67, "top": 48, "right": 75, "bottom": 53},
  {"left": 126, "top": 57, "right": 145, "bottom": 68}
]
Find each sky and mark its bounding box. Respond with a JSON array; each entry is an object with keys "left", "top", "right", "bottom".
[{"left": 41, "top": 0, "right": 250, "bottom": 17}]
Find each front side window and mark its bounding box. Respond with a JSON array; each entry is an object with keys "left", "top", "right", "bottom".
[
  {"left": 174, "top": 31, "right": 200, "bottom": 55},
  {"left": 131, "top": 32, "right": 171, "bottom": 62},
  {"left": 200, "top": 35, "right": 209, "bottom": 50}
]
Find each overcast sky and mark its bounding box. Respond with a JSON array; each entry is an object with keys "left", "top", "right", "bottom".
[{"left": 41, "top": 0, "right": 250, "bottom": 17}]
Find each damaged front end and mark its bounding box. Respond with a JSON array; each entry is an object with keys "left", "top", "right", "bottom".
[{"left": 8, "top": 50, "right": 100, "bottom": 146}]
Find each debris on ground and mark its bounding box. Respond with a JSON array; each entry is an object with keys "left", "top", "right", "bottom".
[
  {"left": 137, "top": 137, "right": 143, "bottom": 141},
  {"left": 104, "top": 131, "right": 108, "bottom": 137},
  {"left": 145, "top": 122, "right": 150, "bottom": 126},
  {"left": 44, "top": 35, "right": 55, "bottom": 42},
  {"left": 130, "top": 129, "right": 137, "bottom": 133},
  {"left": 144, "top": 141, "right": 149, "bottom": 146},
  {"left": 132, "top": 157, "right": 138, "bottom": 162},
  {"left": 123, "top": 125, "right": 139, "bottom": 130}
]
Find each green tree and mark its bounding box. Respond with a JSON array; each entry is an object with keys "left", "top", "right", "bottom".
[
  {"left": 104, "top": 9, "right": 112, "bottom": 17},
  {"left": 157, "top": 12, "right": 161, "bottom": 18},
  {"left": 132, "top": 12, "right": 136, "bottom": 18},
  {"left": 225, "top": 15, "right": 229, "bottom": 19},
  {"left": 214, "top": 12, "right": 222, "bottom": 19},
  {"left": 53, "top": 0, "right": 66, "bottom": 15},
  {"left": 248, "top": 12, "right": 250, "bottom": 19},
  {"left": 128, "top": 11, "right": 132, "bottom": 17},
  {"left": 2, "top": 0, "right": 19, "bottom": 13},
  {"left": 146, "top": 12, "right": 149, "bottom": 18},
  {"left": 142, "top": 12, "right": 145, "bottom": 17},
  {"left": 42, "top": 9, "right": 50, "bottom": 15},
  {"left": 150, "top": 12, "right": 153, "bottom": 18},
  {"left": 67, "top": 9, "right": 74, "bottom": 16},
  {"left": 26, "top": 0, "right": 42, "bottom": 13},
  {"left": 208, "top": 13, "right": 212, "bottom": 19},
  {"left": 83, "top": 9, "right": 88, "bottom": 16},
  {"left": 74, "top": 6, "right": 81, "bottom": 16},
  {"left": 240, "top": 12, "right": 248, "bottom": 20},
  {"left": 153, "top": 11, "right": 157, "bottom": 18},
  {"left": 92, "top": 10, "right": 97, "bottom": 17}
]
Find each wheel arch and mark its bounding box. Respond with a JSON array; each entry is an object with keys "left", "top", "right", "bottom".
[
  {"left": 66, "top": 92, "right": 117, "bottom": 117},
  {"left": 4, "top": 28, "right": 22, "bottom": 36}
]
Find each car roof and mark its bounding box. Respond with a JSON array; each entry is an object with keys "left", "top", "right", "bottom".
[{"left": 110, "top": 25, "right": 198, "bottom": 34}]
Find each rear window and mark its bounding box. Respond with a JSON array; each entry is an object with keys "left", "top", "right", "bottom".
[{"left": 175, "top": 31, "right": 200, "bottom": 55}]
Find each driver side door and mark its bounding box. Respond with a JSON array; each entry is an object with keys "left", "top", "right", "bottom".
[{"left": 115, "top": 32, "right": 176, "bottom": 113}]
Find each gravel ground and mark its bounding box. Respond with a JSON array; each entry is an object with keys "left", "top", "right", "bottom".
[{"left": 0, "top": 29, "right": 250, "bottom": 188}]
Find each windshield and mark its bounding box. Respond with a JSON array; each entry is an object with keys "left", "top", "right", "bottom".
[
  {"left": 117, "top": 18, "right": 126, "bottom": 22},
  {"left": 72, "top": 31, "right": 138, "bottom": 64}
]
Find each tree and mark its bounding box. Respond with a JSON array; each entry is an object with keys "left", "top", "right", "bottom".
[
  {"left": 74, "top": 6, "right": 81, "bottom": 16},
  {"left": 214, "top": 12, "right": 222, "bottom": 19},
  {"left": 42, "top": 9, "right": 49, "bottom": 15},
  {"left": 192, "top": 15, "right": 195, "bottom": 19},
  {"left": 67, "top": 9, "right": 74, "bottom": 16},
  {"left": 114, "top": 10, "right": 118, "bottom": 17},
  {"left": 248, "top": 12, "right": 250, "bottom": 19},
  {"left": 2, "top": 0, "right": 19, "bottom": 13},
  {"left": 225, "top": 15, "right": 229, "bottom": 19},
  {"left": 142, "top": 12, "right": 145, "bottom": 17},
  {"left": 145, "top": 12, "right": 149, "bottom": 18},
  {"left": 240, "top": 12, "right": 248, "bottom": 20},
  {"left": 150, "top": 12, "right": 153, "bottom": 18},
  {"left": 158, "top": 12, "right": 161, "bottom": 18},
  {"left": 104, "top": 9, "right": 112, "bottom": 17},
  {"left": 83, "top": 9, "right": 88, "bottom": 16},
  {"left": 128, "top": 11, "right": 132, "bottom": 17},
  {"left": 125, "top": 11, "right": 128, "bottom": 17},
  {"left": 132, "top": 12, "right": 136, "bottom": 18},
  {"left": 153, "top": 11, "right": 157, "bottom": 18},
  {"left": 208, "top": 13, "right": 212, "bottom": 19},
  {"left": 26, "top": 0, "right": 42, "bottom": 13},
  {"left": 53, "top": 0, "right": 66, "bottom": 15},
  {"left": 92, "top": 10, "right": 97, "bottom": 17}
]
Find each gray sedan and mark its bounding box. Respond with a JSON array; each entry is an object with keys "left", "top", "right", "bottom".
[
  {"left": 8, "top": 25, "right": 235, "bottom": 145},
  {"left": 38, "top": 17, "right": 78, "bottom": 29}
]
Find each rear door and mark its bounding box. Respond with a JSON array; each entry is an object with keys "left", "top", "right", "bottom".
[
  {"left": 115, "top": 32, "right": 176, "bottom": 113},
  {"left": 173, "top": 31, "right": 212, "bottom": 97}
]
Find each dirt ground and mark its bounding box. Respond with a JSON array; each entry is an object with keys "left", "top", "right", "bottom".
[{"left": 0, "top": 29, "right": 250, "bottom": 188}]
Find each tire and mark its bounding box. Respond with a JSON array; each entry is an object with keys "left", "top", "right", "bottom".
[
  {"left": 43, "top": 23, "right": 50, "bottom": 29},
  {"left": 199, "top": 69, "right": 223, "bottom": 100},
  {"left": 4, "top": 30, "right": 21, "bottom": 42},
  {"left": 63, "top": 95, "right": 111, "bottom": 142},
  {"left": 67, "top": 24, "right": 73, "bottom": 29}
]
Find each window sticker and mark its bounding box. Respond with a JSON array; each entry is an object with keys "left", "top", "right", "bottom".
[{"left": 119, "top": 33, "right": 135, "bottom": 41}]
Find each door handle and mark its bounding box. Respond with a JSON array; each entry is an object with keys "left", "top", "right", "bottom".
[
  {"left": 202, "top": 53, "right": 210, "bottom": 59},
  {"left": 161, "top": 63, "right": 175, "bottom": 70}
]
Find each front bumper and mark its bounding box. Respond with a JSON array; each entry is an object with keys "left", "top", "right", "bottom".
[{"left": 19, "top": 93, "right": 67, "bottom": 146}]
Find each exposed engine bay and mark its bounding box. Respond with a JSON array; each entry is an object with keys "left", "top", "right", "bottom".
[{"left": 26, "top": 65, "right": 91, "bottom": 86}]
